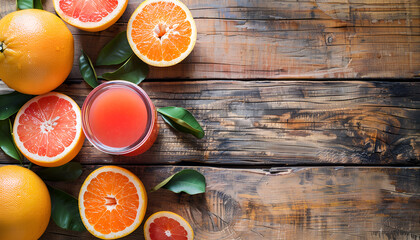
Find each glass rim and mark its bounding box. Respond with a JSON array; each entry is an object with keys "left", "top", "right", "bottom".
[{"left": 81, "top": 80, "right": 156, "bottom": 155}]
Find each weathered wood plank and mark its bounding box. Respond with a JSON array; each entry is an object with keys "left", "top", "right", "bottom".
[
  {"left": 1, "top": 81, "right": 418, "bottom": 165},
  {"left": 1, "top": 0, "right": 419, "bottom": 79},
  {"left": 37, "top": 166, "right": 420, "bottom": 239}
]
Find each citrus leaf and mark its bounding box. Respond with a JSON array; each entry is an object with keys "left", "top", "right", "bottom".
[
  {"left": 38, "top": 162, "right": 83, "bottom": 181},
  {"left": 79, "top": 50, "right": 100, "bottom": 88},
  {"left": 100, "top": 55, "right": 149, "bottom": 84},
  {"left": 0, "top": 119, "right": 22, "bottom": 163},
  {"left": 48, "top": 185, "right": 86, "bottom": 232},
  {"left": 157, "top": 107, "right": 204, "bottom": 138},
  {"left": 34, "top": 0, "right": 43, "bottom": 9},
  {"left": 17, "top": 0, "right": 33, "bottom": 9},
  {"left": 96, "top": 31, "right": 133, "bottom": 66},
  {"left": 151, "top": 169, "right": 206, "bottom": 195},
  {"left": 0, "top": 91, "right": 34, "bottom": 120},
  {"left": 159, "top": 114, "right": 198, "bottom": 137}
]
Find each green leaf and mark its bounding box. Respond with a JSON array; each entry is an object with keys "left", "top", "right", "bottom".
[
  {"left": 34, "top": 0, "right": 43, "bottom": 9},
  {"left": 79, "top": 50, "right": 100, "bottom": 88},
  {"left": 96, "top": 31, "right": 133, "bottom": 66},
  {"left": 152, "top": 169, "right": 206, "bottom": 195},
  {"left": 0, "top": 119, "right": 22, "bottom": 163},
  {"left": 157, "top": 107, "right": 204, "bottom": 138},
  {"left": 48, "top": 185, "right": 86, "bottom": 232},
  {"left": 0, "top": 91, "right": 34, "bottom": 120},
  {"left": 38, "top": 162, "right": 83, "bottom": 181},
  {"left": 17, "top": 0, "right": 33, "bottom": 9},
  {"left": 100, "top": 55, "right": 149, "bottom": 85}
]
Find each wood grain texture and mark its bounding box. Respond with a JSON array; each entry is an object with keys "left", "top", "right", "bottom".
[
  {"left": 1, "top": 0, "right": 419, "bottom": 79},
  {"left": 1, "top": 81, "right": 418, "bottom": 165},
  {"left": 37, "top": 166, "right": 420, "bottom": 240},
  {"left": 1, "top": 1, "right": 419, "bottom": 239}
]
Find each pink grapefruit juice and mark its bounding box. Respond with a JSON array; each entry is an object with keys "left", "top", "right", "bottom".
[
  {"left": 82, "top": 81, "right": 158, "bottom": 156},
  {"left": 88, "top": 87, "right": 147, "bottom": 148}
]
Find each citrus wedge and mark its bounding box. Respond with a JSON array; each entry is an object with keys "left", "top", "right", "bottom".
[
  {"left": 144, "top": 211, "right": 194, "bottom": 240},
  {"left": 79, "top": 166, "right": 147, "bottom": 239},
  {"left": 127, "top": 0, "right": 197, "bottom": 67},
  {"left": 13, "top": 92, "right": 84, "bottom": 167},
  {"left": 53, "top": 0, "right": 128, "bottom": 32}
]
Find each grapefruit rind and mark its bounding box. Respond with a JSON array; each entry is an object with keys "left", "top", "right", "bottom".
[
  {"left": 144, "top": 211, "right": 194, "bottom": 240},
  {"left": 53, "top": 0, "right": 128, "bottom": 32},
  {"left": 0, "top": 165, "right": 51, "bottom": 240},
  {"left": 12, "top": 92, "right": 84, "bottom": 167},
  {"left": 0, "top": 10, "right": 74, "bottom": 95},
  {"left": 127, "top": 0, "right": 197, "bottom": 67},
  {"left": 78, "top": 166, "right": 147, "bottom": 239}
]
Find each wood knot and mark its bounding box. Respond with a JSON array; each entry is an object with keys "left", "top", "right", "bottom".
[
  {"left": 348, "top": 111, "right": 401, "bottom": 156},
  {"left": 325, "top": 34, "right": 334, "bottom": 45},
  {"left": 185, "top": 190, "right": 242, "bottom": 238}
]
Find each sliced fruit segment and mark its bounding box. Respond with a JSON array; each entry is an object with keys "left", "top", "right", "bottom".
[
  {"left": 144, "top": 211, "right": 194, "bottom": 240},
  {"left": 53, "top": 0, "right": 128, "bottom": 32},
  {"left": 127, "top": 0, "right": 197, "bottom": 67},
  {"left": 13, "top": 92, "right": 84, "bottom": 167},
  {"left": 79, "top": 166, "right": 147, "bottom": 239}
]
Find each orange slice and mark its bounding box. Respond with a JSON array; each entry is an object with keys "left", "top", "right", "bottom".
[
  {"left": 13, "top": 92, "right": 84, "bottom": 167},
  {"left": 144, "top": 211, "right": 194, "bottom": 240},
  {"left": 53, "top": 0, "right": 128, "bottom": 32},
  {"left": 79, "top": 166, "right": 147, "bottom": 239},
  {"left": 127, "top": 0, "right": 197, "bottom": 67}
]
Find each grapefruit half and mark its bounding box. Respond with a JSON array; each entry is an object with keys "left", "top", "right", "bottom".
[
  {"left": 53, "top": 0, "right": 128, "bottom": 32},
  {"left": 13, "top": 92, "right": 84, "bottom": 167},
  {"left": 144, "top": 211, "right": 194, "bottom": 240}
]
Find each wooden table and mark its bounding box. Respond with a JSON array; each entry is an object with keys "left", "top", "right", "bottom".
[{"left": 1, "top": 0, "right": 419, "bottom": 239}]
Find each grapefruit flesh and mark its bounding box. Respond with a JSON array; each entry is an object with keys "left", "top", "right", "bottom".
[
  {"left": 13, "top": 92, "right": 84, "bottom": 167},
  {"left": 54, "top": 0, "right": 128, "bottom": 32},
  {"left": 144, "top": 211, "right": 194, "bottom": 240}
]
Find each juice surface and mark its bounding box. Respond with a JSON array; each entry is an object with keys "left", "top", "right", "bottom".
[{"left": 89, "top": 87, "right": 148, "bottom": 148}]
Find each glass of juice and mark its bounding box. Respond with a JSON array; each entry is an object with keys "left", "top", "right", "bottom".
[{"left": 82, "top": 80, "right": 159, "bottom": 156}]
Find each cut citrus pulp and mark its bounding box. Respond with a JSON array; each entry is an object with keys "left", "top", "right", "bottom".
[
  {"left": 127, "top": 0, "right": 197, "bottom": 67},
  {"left": 13, "top": 92, "right": 84, "bottom": 167},
  {"left": 144, "top": 211, "right": 194, "bottom": 240},
  {"left": 79, "top": 166, "right": 147, "bottom": 239},
  {"left": 53, "top": 0, "right": 128, "bottom": 32}
]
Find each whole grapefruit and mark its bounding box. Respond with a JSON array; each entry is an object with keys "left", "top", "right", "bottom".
[
  {"left": 0, "top": 165, "right": 51, "bottom": 240},
  {"left": 0, "top": 9, "right": 74, "bottom": 95}
]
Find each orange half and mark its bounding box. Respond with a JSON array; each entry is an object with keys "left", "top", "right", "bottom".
[
  {"left": 79, "top": 166, "right": 147, "bottom": 239},
  {"left": 127, "top": 0, "right": 197, "bottom": 67}
]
